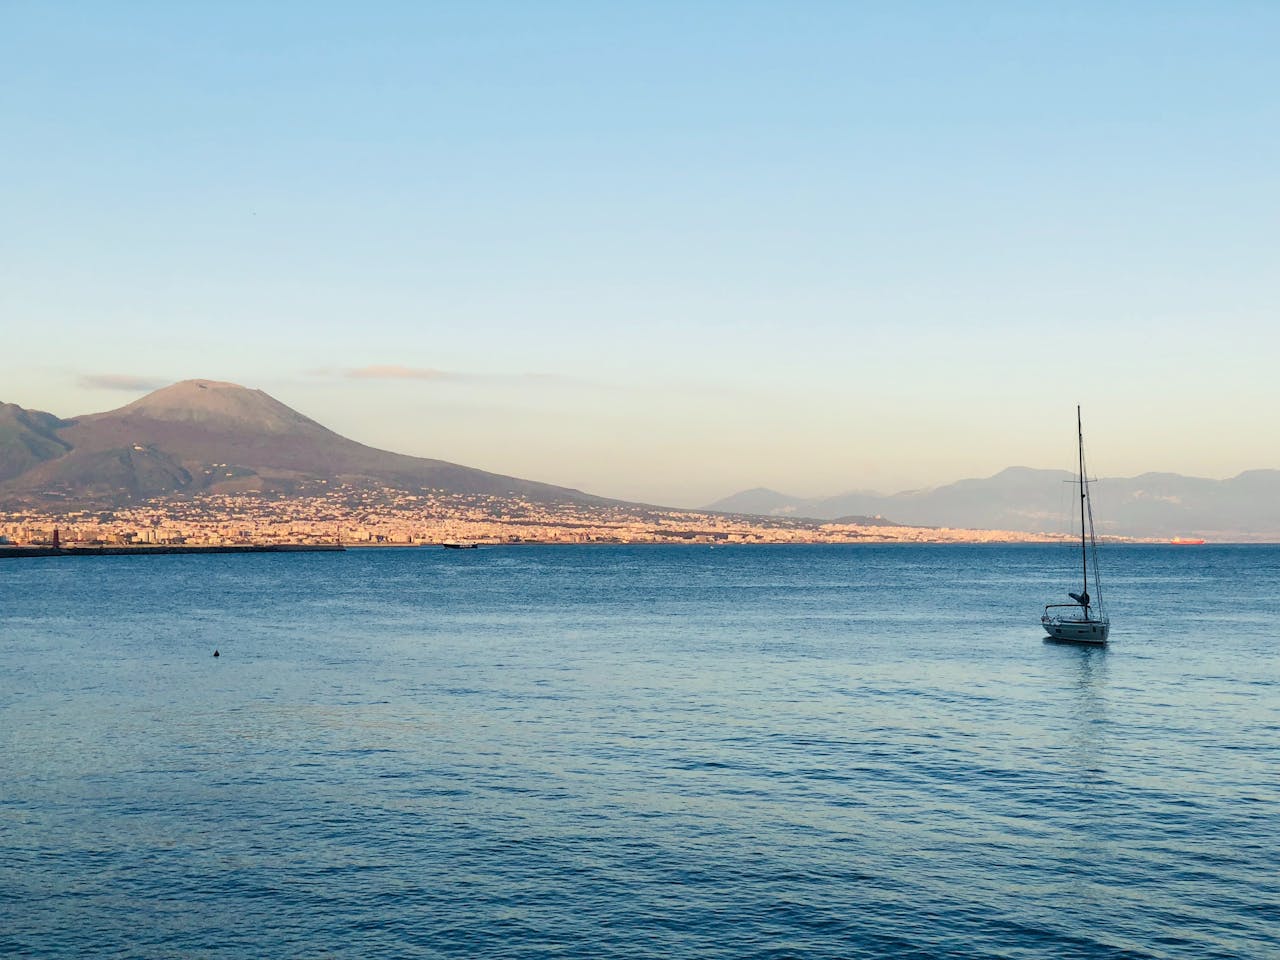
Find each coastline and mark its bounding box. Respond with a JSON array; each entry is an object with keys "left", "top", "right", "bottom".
[
  {"left": 2, "top": 539, "right": 1238, "bottom": 560},
  {"left": 0, "top": 544, "right": 345, "bottom": 559}
]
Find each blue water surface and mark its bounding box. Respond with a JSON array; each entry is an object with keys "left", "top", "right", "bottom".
[{"left": 2, "top": 544, "right": 1278, "bottom": 958}]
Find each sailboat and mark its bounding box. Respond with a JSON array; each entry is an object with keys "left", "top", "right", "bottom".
[{"left": 1042, "top": 406, "right": 1110, "bottom": 645}]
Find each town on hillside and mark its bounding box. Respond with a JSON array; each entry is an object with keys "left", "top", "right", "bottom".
[{"left": 0, "top": 485, "right": 1065, "bottom": 549}]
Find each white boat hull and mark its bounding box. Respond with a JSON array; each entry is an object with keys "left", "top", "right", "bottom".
[{"left": 1042, "top": 617, "right": 1109, "bottom": 644}]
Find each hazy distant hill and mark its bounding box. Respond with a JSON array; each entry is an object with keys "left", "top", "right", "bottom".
[
  {"left": 0, "top": 380, "right": 605, "bottom": 507},
  {"left": 707, "top": 466, "right": 1280, "bottom": 540}
]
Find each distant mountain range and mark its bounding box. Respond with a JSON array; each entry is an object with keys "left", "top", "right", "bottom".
[
  {"left": 7, "top": 382, "right": 1276, "bottom": 539},
  {"left": 706, "top": 467, "right": 1280, "bottom": 540},
  {"left": 0, "top": 380, "right": 605, "bottom": 508}
]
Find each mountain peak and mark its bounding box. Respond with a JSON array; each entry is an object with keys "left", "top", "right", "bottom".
[
  {"left": 105, "top": 380, "right": 326, "bottom": 435},
  {"left": 3, "top": 379, "right": 601, "bottom": 507}
]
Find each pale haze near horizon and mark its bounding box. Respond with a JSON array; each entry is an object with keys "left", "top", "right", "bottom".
[{"left": 3, "top": 3, "right": 1277, "bottom": 508}]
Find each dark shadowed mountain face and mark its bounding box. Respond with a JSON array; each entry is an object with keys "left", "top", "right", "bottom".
[
  {"left": 0, "top": 404, "right": 72, "bottom": 482},
  {"left": 707, "top": 465, "right": 1280, "bottom": 540},
  {"left": 0, "top": 380, "right": 605, "bottom": 507}
]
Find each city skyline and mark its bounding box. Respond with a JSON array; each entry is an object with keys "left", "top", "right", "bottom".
[{"left": 5, "top": 3, "right": 1278, "bottom": 507}]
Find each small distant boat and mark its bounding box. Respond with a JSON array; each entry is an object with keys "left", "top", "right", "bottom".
[
  {"left": 1171, "top": 537, "right": 1206, "bottom": 545},
  {"left": 441, "top": 540, "right": 479, "bottom": 550},
  {"left": 1042, "top": 406, "right": 1110, "bottom": 645}
]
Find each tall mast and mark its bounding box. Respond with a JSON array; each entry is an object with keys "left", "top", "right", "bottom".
[{"left": 1077, "top": 405, "right": 1088, "bottom": 609}]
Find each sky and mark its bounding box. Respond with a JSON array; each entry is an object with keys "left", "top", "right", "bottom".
[{"left": 2, "top": 1, "right": 1277, "bottom": 507}]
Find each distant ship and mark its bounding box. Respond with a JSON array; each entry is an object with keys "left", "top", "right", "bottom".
[
  {"left": 1041, "top": 406, "right": 1110, "bottom": 645},
  {"left": 442, "top": 540, "right": 479, "bottom": 549},
  {"left": 1171, "top": 537, "right": 1207, "bottom": 545}
]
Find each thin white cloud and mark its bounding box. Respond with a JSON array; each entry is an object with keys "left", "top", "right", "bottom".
[
  {"left": 346, "top": 365, "right": 469, "bottom": 381},
  {"left": 310, "top": 365, "right": 615, "bottom": 391},
  {"left": 79, "top": 374, "right": 170, "bottom": 391}
]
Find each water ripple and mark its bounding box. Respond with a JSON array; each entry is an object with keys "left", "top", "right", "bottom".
[{"left": 2, "top": 544, "right": 1278, "bottom": 958}]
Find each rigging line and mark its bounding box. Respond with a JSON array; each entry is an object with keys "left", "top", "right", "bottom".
[{"left": 1081, "top": 440, "right": 1106, "bottom": 613}]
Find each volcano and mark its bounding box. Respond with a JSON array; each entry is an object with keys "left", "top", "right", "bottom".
[{"left": 0, "top": 379, "right": 604, "bottom": 507}]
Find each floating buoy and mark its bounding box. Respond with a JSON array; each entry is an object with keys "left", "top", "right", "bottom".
[{"left": 213, "top": 649, "right": 220, "bottom": 657}]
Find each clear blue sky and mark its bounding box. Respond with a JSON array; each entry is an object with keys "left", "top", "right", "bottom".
[{"left": 3, "top": 2, "right": 1277, "bottom": 506}]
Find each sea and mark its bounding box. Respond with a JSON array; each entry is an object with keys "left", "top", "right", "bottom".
[{"left": 2, "top": 544, "right": 1277, "bottom": 959}]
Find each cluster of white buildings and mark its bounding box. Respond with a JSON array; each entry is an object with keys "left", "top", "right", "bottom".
[{"left": 1, "top": 484, "right": 1064, "bottom": 548}]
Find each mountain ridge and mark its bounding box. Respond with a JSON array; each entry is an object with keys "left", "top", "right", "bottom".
[
  {"left": 95, "top": 379, "right": 332, "bottom": 435},
  {"left": 706, "top": 467, "right": 1280, "bottom": 540},
  {"left": 0, "top": 403, "right": 73, "bottom": 482},
  {"left": 7, "top": 381, "right": 1278, "bottom": 538},
  {"left": 0, "top": 380, "right": 607, "bottom": 508}
]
